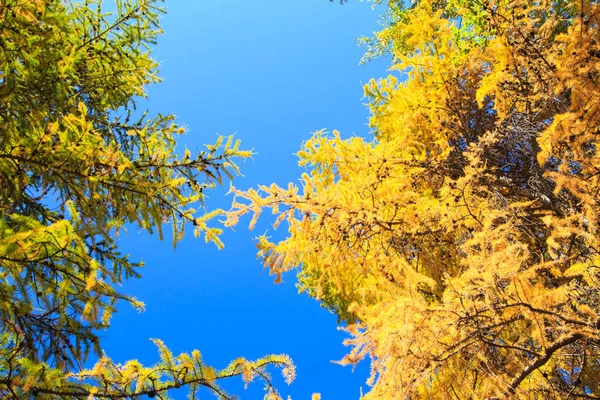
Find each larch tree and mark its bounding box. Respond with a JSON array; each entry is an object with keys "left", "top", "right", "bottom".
[
  {"left": 0, "top": 0, "right": 294, "bottom": 399},
  {"left": 226, "top": 0, "right": 600, "bottom": 398}
]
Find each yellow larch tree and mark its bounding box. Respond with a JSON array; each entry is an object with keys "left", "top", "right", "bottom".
[{"left": 226, "top": 0, "right": 600, "bottom": 398}]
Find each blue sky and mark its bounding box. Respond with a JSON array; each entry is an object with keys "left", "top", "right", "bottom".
[{"left": 103, "top": 1, "right": 390, "bottom": 398}]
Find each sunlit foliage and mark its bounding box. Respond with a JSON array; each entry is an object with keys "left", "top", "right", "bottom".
[
  {"left": 227, "top": 0, "right": 600, "bottom": 397},
  {"left": 0, "top": 0, "right": 293, "bottom": 398}
]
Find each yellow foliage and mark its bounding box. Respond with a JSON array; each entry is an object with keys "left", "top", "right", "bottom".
[{"left": 226, "top": 0, "right": 600, "bottom": 398}]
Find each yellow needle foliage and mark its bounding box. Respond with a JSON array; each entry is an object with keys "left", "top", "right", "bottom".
[
  {"left": 0, "top": 0, "right": 292, "bottom": 398},
  {"left": 226, "top": 0, "right": 600, "bottom": 397}
]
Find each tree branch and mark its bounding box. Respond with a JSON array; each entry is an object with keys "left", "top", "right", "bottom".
[{"left": 507, "top": 333, "right": 584, "bottom": 395}]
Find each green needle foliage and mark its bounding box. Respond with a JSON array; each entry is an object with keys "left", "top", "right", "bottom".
[{"left": 0, "top": 0, "right": 293, "bottom": 398}]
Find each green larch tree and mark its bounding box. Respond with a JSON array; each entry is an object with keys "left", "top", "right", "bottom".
[{"left": 0, "top": 0, "right": 293, "bottom": 398}]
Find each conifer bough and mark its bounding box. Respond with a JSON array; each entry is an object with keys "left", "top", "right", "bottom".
[
  {"left": 0, "top": 0, "right": 293, "bottom": 398},
  {"left": 226, "top": 0, "right": 600, "bottom": 398}
]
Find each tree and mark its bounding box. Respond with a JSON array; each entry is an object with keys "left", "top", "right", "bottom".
[
  {"left": 226, "top": 0, "right": 600, "bottom": 397},
  {"left": 0, "top": 0, "right": 294, "bottom": 398}
]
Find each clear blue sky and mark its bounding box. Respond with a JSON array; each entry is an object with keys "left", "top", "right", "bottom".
[{"left": 102, "top": 1, "right": 389, "bottom": 398}]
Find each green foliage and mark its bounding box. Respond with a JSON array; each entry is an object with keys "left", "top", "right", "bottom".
[{"left": 0, "top": 0, "right": 292, "bottom": 398}]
